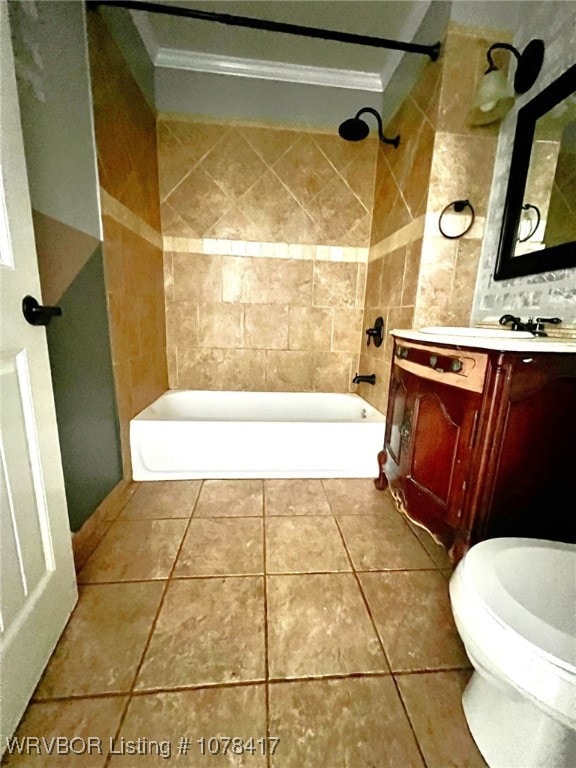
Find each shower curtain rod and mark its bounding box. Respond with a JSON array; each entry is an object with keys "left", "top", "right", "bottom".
[{"left": 89, "top": 0, "right": 441, "bottom": 61}]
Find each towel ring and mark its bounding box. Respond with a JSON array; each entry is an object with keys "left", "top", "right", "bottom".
[{"left": 438, "top": 199, "right": 475, "bottom": 239}]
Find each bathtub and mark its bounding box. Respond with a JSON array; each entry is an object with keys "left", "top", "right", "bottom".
[{"left": 130, "top": 390, "right": 385, "bottom": 480}]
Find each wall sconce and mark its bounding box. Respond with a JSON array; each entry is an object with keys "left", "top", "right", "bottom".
[
  {"left": 338, "top": 108, "right": 400, "bottom": 147},
  {"left": 468, "top": 39, "right": 545, "bottom": 126}
]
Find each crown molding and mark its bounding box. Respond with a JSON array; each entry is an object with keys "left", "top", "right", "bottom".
[{"left": 154, "top": 47, "right": 383, "bottom": 92}]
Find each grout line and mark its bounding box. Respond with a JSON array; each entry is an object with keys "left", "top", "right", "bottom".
[
  {"left": 103, "top": 485, "right": 203, "bottom": 768},
  {"left": 31, "top": 667, "right": 472, "bottom": 705},
  {"left": 332, "top": 516, "right": 393, "bottom": 673},
  {"left": 262, "top": 485, "right": 271, "bottom": 768},
  {"left": 333, "top": 515, "right": 431, "bottom": 767}
]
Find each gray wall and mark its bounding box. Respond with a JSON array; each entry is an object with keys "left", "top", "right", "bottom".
[
  {"left": 9, "top": 0, "right": 123, "bottom": 532},
  {"left": 8, "top": 0, "right": 101, "bottom": 239}
]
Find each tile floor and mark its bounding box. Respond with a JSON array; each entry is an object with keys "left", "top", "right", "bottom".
[{"left": 5, "top": 479, "right": 488, "bottom": 768}]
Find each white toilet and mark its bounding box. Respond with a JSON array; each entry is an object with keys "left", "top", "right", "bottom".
[{"left": 449, "top": 537, "right": 576, "bottom": 768}]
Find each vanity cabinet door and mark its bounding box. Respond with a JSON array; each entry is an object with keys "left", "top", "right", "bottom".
[{"left": 383, "top": 365, "right": 481, "bottom": 550}]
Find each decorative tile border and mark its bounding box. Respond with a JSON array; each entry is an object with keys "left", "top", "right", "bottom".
[
  {"left": 369, "top": 212, "right": 487, "bottom": 263},
  {"left": 163, "top": 235, "right": 369, "bottom": 263},
  {"left": 100, "top": 189, "right": 163, "bottom": 249},
  {"left": 370, "top": 216, "right": 426, "bottom": 261}
]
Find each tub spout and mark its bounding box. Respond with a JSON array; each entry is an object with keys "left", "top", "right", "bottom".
[{"left": 353, "top": 373, "right": 376, "bottom": 385}]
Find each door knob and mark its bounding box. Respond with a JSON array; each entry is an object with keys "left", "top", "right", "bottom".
[{"left": 22, "top": 295, "right": 62, "bottom": 326}]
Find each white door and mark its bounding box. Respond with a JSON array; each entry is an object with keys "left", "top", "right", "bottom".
[{"left": 0, "top": 1, "right": 77, "bottom": 750}]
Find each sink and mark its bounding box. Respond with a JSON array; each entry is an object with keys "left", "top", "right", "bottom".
[{"left": 420, "top": 326, "right": 535, "bottom": 339}]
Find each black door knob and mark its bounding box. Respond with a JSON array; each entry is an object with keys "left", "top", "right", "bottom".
[{"left": 22, "top": 295, "right": 62, "bottom": 326}]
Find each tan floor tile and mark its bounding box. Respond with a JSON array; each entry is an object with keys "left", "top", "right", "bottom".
[
  {"left": 120, "top": 481, "right": 202, "bottom": 519},
  {"left": 269, "top": 676, "right": 424, "bottom": 768},
  {"left": 195, "top": 480, "right": 263, "bottom": 517},
  {"left": 35, "top": 583, "right": 163, "bottom": 698},
  {"left": 78, "top": 520, "right": 188, "bottom": 582},
  {"left": 322, "top": 479, "right": 397, "bottom": 515},
  {"left": 135, "top": 577, "right": 265, "bottom": 690},
  {"left": 267, "top": 573, "right": 388, "bottom": 679},
  {"left": 109, "top": 685, "right": 267, "bottom": 766},
  {"left": 174, "top": 518, "right": 264, "bottom": 576},
  {"left": 2, "top": 696, "right": 127, "bottom": 768},
  {"left": 264, "top": 479, "right": 331, "bottom": 515},
  {"left": 265, "top": 517, "right": 350, "bottom": 573},
  {"left": 359, "top": 571, "right": 470, "bottom": 672},
  {"left": 337, "top": 514, "right": 435, "bottom": 570},
  {"left": 397, "top": 671, "right": 488, "bottom": 768},
  {"left": 406, "top": 519, "right": 454, "bottom": 569}
]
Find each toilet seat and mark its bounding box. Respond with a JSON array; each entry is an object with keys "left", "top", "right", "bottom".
[
  {"left": 460, "top": 537, "right": 576, "bottom": 672},
  {"left": 450, "top": 538, "right": 576, "bottom": 728}
]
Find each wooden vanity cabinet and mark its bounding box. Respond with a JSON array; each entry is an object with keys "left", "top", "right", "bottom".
[{"left": 376, "top": 337, "right": 576, "bottom": 563}]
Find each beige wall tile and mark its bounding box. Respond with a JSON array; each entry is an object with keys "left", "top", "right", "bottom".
[
  {"left": 311, "top": 351, "right": 355, "bottom": 393},
  {"left": 159, "top": 120, "right": 377, "bottom": 248},
  {"left": 265, "top": 350, "right": 313, "bottom": 391},
  {"left": 244, "top": 303, "right": 289, "bottom": 349},
  {"left": 87, "top": 11, "right": 160, "bottom": 232},
  {"left": 288, "top": 306, "right": 333, "bottom": 351},
  {"left": 178, "top": 348, "right": 267, "bottom": 390},
  {"left": 313, "top": 262, "right": 360, "bottom": 308},
  {"left": 380, "top": 247, "right": 406, "bottom": 307},
  {"left": 166, "top": 301, "right": 199, "bottom": 349},
  {"left": 198, "top": 303, "right": 244, "bottom": 348},
  {"left": 172, "top": 252, "right": 222, "bottom": 303},
  {"left": 332, "top": 308, "right": 364, "bottom": 353}
]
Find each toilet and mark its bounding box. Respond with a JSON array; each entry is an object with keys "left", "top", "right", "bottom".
[{"left": 449, "top": 537, "right": 576, "bottom": 768}]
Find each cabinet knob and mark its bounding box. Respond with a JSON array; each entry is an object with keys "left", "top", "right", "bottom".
[
  {"left": 429, "top": 355, "right": 437, "bottom": 368},
  {"left": 450, "top": 359, "right": 463, "bottom": 373},
  {"left": 396, "top": 346, "right": 409, "bottom": 359}
]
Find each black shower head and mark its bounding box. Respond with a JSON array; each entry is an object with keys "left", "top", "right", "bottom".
[
  {"left": 338, "top": 107, "right": 400, "bottom": 147},
  {"left": 338, "top": 116, "right": 370, "bottom": 142}
]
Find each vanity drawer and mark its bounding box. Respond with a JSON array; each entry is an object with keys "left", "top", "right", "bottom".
[{"left": 393, "top": 340, "right": 488, "bottom": 393}]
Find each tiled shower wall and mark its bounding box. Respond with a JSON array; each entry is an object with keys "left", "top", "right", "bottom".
[
  {"left": 87, "top": 10, "right": 167, "bottom": 477},
  {"left": 158, "top": 120, "right": 376, "bottom": 391},
  {"left": 357, "top": 24, "right": 508, "bottom": 411}
]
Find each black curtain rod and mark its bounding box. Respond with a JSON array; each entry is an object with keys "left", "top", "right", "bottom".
[{"left": 89, "top": 0, "right": 441, "bottom": 61}]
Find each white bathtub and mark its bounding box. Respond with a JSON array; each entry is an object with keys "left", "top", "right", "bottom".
[{"left": 130, "top": 390, "right": 385, "bottom": 480}]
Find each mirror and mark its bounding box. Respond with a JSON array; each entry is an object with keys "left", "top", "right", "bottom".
[{"left": 493, "top": 62, "right": 576, "bottom": 281}]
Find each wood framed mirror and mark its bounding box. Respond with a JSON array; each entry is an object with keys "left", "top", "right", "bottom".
[{"left": 493, "top": 62, "right": 576, "bottom": 281}]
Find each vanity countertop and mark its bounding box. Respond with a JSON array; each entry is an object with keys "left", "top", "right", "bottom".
[{"left": 391, "top": 328, "right": 576, "bottom": 354}]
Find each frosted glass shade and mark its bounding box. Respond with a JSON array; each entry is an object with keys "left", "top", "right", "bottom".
[{"left": 468, "top": 69, "right": 515, "bottom": 126}]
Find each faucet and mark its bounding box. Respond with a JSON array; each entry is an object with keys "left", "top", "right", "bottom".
[
  {"left": 499, "top": 314, "right": 562, "bottom": 337},
  {"left": 353, "top": 373, "right": 376, "bottom": 385}
]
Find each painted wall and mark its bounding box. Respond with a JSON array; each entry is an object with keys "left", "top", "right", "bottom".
[
  {"left": 87, "top": 9, "right": 168, "bottom": 479},
  {"left": 9, "top": 0, "right": 122, "bottom": 532},
  {"left": 159, "top": 119, "right": 373, "bottom": 391},
  {"left": 472, "top": 2, "right": 576, "bottom": 325}
]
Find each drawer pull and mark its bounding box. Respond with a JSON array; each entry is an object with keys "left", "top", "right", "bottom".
[{"left": 450, "top": 359, "right": 463, "bottom": 373}]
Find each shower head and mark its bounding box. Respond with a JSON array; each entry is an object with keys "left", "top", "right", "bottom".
[
  {"left": 338, "top": 108, "right": 400, "bottom": 147},
  {"left": 338, "top": 116, "right": 371, "bottom": 142}
]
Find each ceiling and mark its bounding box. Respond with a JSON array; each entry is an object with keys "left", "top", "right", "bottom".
[
  {"left": 99, "top": 1, "right": 524, "bottom": 126},
  {"left": 129, "top": 0, "right": 435, "bottom": 92}
]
